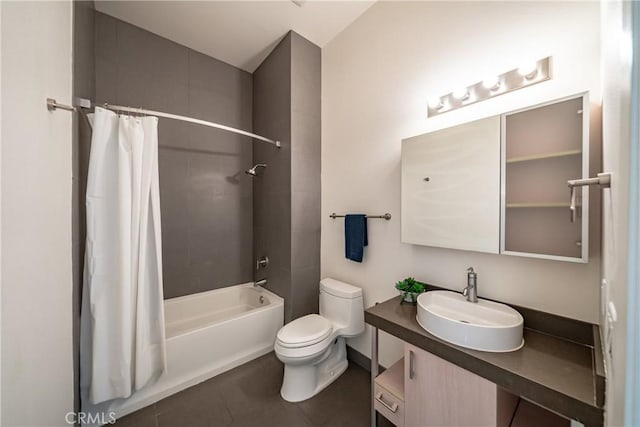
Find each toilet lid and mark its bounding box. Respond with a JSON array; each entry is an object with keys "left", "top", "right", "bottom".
[{"left": 277, "top": 314, "right": 332, "bottom": 348}]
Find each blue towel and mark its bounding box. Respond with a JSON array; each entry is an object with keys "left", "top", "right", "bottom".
[{"left": 345, "top": 214, "right": 368, "bottom": 262}]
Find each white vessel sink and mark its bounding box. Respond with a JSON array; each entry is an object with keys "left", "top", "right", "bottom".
[{"left": 416, "top": 291, "right": 524, "bottom": 352}]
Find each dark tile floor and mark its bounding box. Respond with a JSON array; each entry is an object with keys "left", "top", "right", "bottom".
[{"left": 115, "top": 352, "right": 394, "bottom": 427}]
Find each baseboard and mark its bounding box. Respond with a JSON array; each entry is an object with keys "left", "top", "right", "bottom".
[
  {"left": 346, "top": 345, "right": 386, "bottom": 374},
  {"left": 346, "top": 345, "right": 370, "bottom": 371}
]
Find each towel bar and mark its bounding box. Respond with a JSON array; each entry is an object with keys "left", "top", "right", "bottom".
[{"left": 329, "top": 213, "right": 392, "bottom": 220}]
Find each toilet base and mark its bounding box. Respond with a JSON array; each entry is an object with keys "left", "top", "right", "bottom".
[{"left": 280, "top": 337, "right": 348, "bottom": 403}]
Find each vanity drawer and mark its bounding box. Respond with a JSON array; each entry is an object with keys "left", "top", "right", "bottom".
[
  {"left": 374, "top": 383, "right": 405, "bottom": 427},
  {"left": 374, "top": 359, "right": 405, "bottom": 427}
]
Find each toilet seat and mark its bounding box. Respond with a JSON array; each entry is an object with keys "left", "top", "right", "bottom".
[{"left": 276, "top": 314, "right": 332, "bottom": 348}]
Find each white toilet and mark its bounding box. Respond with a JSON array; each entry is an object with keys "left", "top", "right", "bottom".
[{"left": 274, "top": 278, "right": 365, "bottom": 402}]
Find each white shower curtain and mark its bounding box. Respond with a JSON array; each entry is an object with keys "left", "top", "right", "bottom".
[{"left": 80, "top": 107, "right": 166, "bottom": 405}]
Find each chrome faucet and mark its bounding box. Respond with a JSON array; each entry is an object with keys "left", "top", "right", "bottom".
[
  {"left": 462, "top": 267, "right": 478, "bottom": 303},
  {"left": 256, "top": 256, "right": 269, "bottom": 270},
  {"left": 254, "top": 278, "right": 268, "bottom": 288}
]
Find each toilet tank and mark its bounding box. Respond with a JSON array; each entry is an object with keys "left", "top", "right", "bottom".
[{"left": 319, "top": 278, "right": 364, "bottom": 337}]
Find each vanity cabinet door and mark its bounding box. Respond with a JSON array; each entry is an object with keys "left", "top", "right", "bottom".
[
  {"left": 401, "top": 116, "right": 501, "bottom": 254},
  {"left": 404, "top": 344, "right": 516, "bottom": 427},
  {"left": 501, "top": 93, "right": 589, "bottom": 262}
]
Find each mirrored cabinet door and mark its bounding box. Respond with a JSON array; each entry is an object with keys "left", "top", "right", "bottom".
[
  {"left": 402, "top": 116, "right": 501, "bottom": 254},
  {"left": 501, "top": 93, "right": 589, "bottom": 262}
]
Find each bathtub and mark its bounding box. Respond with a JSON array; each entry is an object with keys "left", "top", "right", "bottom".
[{"left": 83, "top": 282, "right": 283, "bottom": 420}]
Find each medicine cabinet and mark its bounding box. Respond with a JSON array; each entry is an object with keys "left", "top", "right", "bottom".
[{"left": 401, "top": 92, "right": 590, "bottom": 263}]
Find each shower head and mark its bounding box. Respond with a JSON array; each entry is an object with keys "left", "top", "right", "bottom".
[{"left": 245, "top": 163, "right": 267, "bottom": 177}]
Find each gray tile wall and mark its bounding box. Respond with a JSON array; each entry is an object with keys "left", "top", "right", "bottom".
[
  {"left": 253, "top": 34, "right": 293, "bottom": 319},
  {"left": 94, "top": 12, "right": 254, "bottom": 299},
  {"left": 253, "top": 32, "right": 321, "bottom": 322},
  {"left": 290, "top": 33, "right": 321, "bottom": 319}
]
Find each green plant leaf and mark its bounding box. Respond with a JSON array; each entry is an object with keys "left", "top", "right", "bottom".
[
  {"left": 395, "top": 280, "right": 409, "bottom": 291},
  {"left": 396, "top": 277, "right": 427, "bottom": 296},
  {"left": 412, "top": 282, "right": 425, "bottom": 293}
]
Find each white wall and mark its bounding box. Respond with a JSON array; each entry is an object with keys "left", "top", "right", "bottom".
[
  {"left": 600, "top": 1, "right": 633, "bottom": 425},
  {"left": 1, "top": 1, "right": 74, "bottom": 425},
  {"left": 322, "top": 1, "right": 602, "bottom": 366}
]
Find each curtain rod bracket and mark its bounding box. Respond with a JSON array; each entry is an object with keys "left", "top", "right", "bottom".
[
  {"left": 46, "top": 98, "right": 76, "bottom": 112},
  {"left": 75, "top": 97, "right": 92, "bottom": 109}
]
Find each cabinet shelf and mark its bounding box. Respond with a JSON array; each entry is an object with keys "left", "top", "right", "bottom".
[
  {"left": 506, "top": 149, "right": 582, "bottom": 164},
  {"left": 375, "top": 359, "right": 404, "bottom": 400}
]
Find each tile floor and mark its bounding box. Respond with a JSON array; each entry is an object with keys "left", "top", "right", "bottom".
[{"left": 115, "top": 352, "right": 394, "bottom": 427}]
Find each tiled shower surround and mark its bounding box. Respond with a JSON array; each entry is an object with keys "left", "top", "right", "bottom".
[
  {"left": 71, "top": 3, "right": 322, "bottom": 415},
  {"left": 83, "top": 11, "right": 320, "bottom": 306},
  {"left": 94, "top": 11, "right": 254, "bottom": 299}
]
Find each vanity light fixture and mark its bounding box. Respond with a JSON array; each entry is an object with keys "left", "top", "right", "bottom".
[
  {"left": 517, "top": 61, "right": 538, "bottom": 79},
  {"left": 428, "top": 97, "right": 444, "bottom": 110},
  {"left": 453, "top": 87, "right": 470, "bottom": 100},
  {"left": 482, "top": 75, "right": 500, "bottom": 91},
  {"left": 427, "top": 56, "right": 552, "bottom": 117}
]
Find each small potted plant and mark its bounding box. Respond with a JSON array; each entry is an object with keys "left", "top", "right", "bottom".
[{"left": 395, "top": 277, "right": 425, "bottom": 304}]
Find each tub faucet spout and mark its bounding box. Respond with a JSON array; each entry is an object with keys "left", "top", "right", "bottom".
[{"left": 255, "top": 278, "right": 267, "bottom": 287}]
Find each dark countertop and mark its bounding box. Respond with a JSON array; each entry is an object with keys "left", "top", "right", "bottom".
[{"left": 365, "top": 295, "right": 605, "bottom": 427}]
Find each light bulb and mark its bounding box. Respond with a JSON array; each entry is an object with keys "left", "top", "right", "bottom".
[
  {"left": 428, "top": 97, "right": 443, "bottom": 109},
  {"left": 482, "top": 75, "right": 500, "bottom": 91},
  {"left": 518, "top": 61, "right": 538, "bottom": 79},
  {"left": 452, "top": 87, "right": 469, "bottom": 100}
]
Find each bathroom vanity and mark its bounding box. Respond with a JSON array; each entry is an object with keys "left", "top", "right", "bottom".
[{"left": 365, "top": 288, "right": 605, "bottom": 427}]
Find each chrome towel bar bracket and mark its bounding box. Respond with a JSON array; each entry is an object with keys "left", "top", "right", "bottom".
[
  {"left": 567, "top": 172, "right": 611, "bottom": 222},
  {"left": 568, "top": 172, "right": 611, "bottom": 189}
]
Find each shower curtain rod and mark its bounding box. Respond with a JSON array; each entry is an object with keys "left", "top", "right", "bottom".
[{"left": 46, "top": 97, "right": 281, "bottom": 148}]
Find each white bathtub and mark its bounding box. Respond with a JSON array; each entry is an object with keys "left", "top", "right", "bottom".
[{"left": 83, "top": 282, "right": 283, "bottom": 420}]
